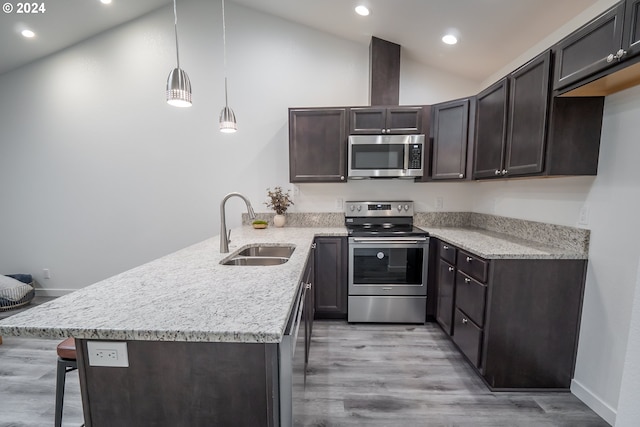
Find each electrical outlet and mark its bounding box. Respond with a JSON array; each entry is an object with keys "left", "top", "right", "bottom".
[
  {"left": 435, "top": 197, "right": 444, "bottom": 211},
  {"left": 87, "top": 341, "right": 129, "bottom": 367},
  {"left": 336, "top": 198, "right": 343, "bottom": 210},
  {"left": 578, "top": 205, "right": 589, "bottom": 225},
  {"left": 43, "top": 268, "right": 51, "bottom": 279}
]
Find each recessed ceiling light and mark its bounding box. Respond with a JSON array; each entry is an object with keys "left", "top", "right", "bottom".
[
  {"left": 21, "top": 29, "right": 35, "bottom": 38},
  {"left": 100, "top": 0, "right": 112, "bottom": 4},
  {"left": 442, "top": 34, "right": 458, "bottom": 45},
  {"left": 355, "top": 5, "right": 369, "bottom": 16}
]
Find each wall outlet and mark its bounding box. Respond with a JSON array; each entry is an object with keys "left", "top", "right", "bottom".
[
  {"left": 335, "top": 198, "right": 343, "bottom": 210},
  {"left": 578, "top": 205, "right": 590, "bottom": 225},
  {"left": 43, "top": 268, "right": 51, "bottom": 279},
  {"left": 87, "top": 341, "right": 129, "bottom": 367},
  {"left": 435, "top": 197, "right": 444, "bottom": 211}
]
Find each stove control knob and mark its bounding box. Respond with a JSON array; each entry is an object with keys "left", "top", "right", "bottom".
[
  {"left": 397, "top": 204, "right": 402, "bottom": 212},
  {"left": 357, "top": 205, "right": 362, "bottom": 211},
  {"left": 404, "top": 204, "right": 410, "bottom": 211},
  {"left": 349, "top": 205, "right": 355, "bottom": 212}
]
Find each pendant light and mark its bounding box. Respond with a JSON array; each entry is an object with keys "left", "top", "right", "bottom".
[
  {"left": 166, "top": 0, "right": 192, "bottom": 107},
  {"left": 219, "top": 0, "right": 237, "bottom": 133}
]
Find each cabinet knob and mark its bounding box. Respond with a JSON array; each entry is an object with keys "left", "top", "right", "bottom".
[
  {"left": 466, "top": 256, "right": 473, "bottom": 262},
  {"left": 311, "top": 243, "right": 317, "bottom": 249},
  {"left": 501, "top": 169, "right": 508, "bottom": 175},
  {"left": 340, "top": 176, "right": 345, "bottom": 181},
  {"left": 607, "top": 53, "right": 615, "bottom": 63},
  {"left": 459, "top": 173, "right": 464, "bottom": 179},
  {"left": 305, "top": 283, "right": 312, "bottom": 290},
  {"left": 448, "top": 266, "right": 454, "bottom": 272},
  {"left": 464, "top": 278, "right": 471, "bottom": 284},
  {"left": 443, "top": 245, "right": 449, "bottom": 250},
  {"left": 615, "top": 49, "right": 627, "bottom": 60},
  {"left": 494, "top": 169, "right": 501, "bottom": 175},
  {"left": 462, "top": 318, "right": 468, "bottom": 324}
]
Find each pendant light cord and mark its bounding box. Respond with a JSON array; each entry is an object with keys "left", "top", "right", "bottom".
[
  {"left": 173, "top": 0, "right": 180, "bottom": 68},
  {"left": 222, "top": 0, "right": 229, "bottom": 107}
]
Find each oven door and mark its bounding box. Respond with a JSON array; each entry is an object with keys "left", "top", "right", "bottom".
[{"left": 348, "top": 237, "right": 429, "bottom": 296}]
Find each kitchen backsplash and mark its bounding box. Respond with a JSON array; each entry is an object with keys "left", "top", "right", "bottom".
[{"left": 243, "top": 211, "right": 590, "bottom": 257}]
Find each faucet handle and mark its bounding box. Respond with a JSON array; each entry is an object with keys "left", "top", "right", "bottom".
[{"left": 227, "top": 229, "right": 232, "bottom": 243}]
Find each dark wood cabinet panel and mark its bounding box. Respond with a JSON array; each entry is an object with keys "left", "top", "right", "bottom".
[
  {"left": 431, "top": 98, "right": 470, "bottom": 180},
  {"left": 553, "top": 3, "right": 625, "bottom": 91},
  {"left": 439, "top": 241, "right": 457, "bottom": 265},
  {"left": 289, "top": 108, "right": 347, "bottom": 183},
  {"left": 456, "top": 251, "right": 489, "bottom": 283},
  {"left": 473, "top": 78, "right": 509, "bottom": 179},
  {"left": 435, "top": 258, "right": 456, "bottom": 336},
  {"left": 350, "top": 106, "right": 424, "bottom": 135},
  {"left": 623, "top": 0, "right": 640, "bottom": 55},
  {"left": 455, "top": 272, "right": 487, "bottom": 328},
  {"left": 314, "top": 237, "right": 348, "bottom": 319},
  {"left": 453, "top": 309, "right": 483, "bottom": 368},
  {"left": 303, "top": 249, "right": 315, "bottom": 367},
  {"left": 505, "top": 50, "right": 551, "bottom": 176}
]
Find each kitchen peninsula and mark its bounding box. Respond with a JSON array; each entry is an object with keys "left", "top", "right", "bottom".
[{"left": 0, "top": 213, "right": 590, "bottom": 426}]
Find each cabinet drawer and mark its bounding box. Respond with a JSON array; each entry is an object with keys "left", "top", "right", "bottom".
[
  {"left": 453, "top": 308, "right": 483, "bottom": 369},
  {"left": 457, "top": 251, "right": 488, "bottom": 283},
  {"left": 455, "top": 272, "right": 487, "bottom": 327},
  {"left": 439, "top": 241, "right": 457, "bottom": 264}
]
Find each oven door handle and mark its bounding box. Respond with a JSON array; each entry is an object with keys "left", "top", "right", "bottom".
[{"left": 351, "top": 237, "right": 427, "bottom": 244}]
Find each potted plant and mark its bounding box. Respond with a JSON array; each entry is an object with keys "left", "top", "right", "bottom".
[{"left": 265, "top": 187, "right": 294, "bottom": 227}]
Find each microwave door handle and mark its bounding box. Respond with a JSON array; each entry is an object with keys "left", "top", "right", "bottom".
[{"left": 403, "top": 142, "right": 410, "bottom": 171}]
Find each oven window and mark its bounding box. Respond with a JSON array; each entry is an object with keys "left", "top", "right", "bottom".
[
  {"left": 351, "top": 144, "right": 404, "bottom": 170},
  {"left": 352, "top": 247, "right": 424, "bottom": 284}
]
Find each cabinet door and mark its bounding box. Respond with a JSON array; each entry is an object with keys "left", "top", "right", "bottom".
[
  {"left": 314, "top": 237, "right": 348, "bottom": 318},
  {"left": 473, "top": 78, "right": 509, "bottom": 179},
  {"left": 386, "top": 107, "right": 423, "bottom": 134},
  {"left": 504, "top": 51, "right": 551, "bottom": 176},
  {"left": 623, "top": 0, "right": 640, "bottom": 57},
  {"left": 431, "top": 99, "right": 469, "bottom": 180},
  {"left": 289, "top": 108, "right": 347, "bottom": 183},
  {"left": 349, "top": 107, "right": 387, "bottom": 134},
  {"left": 453, "top": 309, "right": 483, "bottom": 369},
  {"left": 436, "top": 259, "right": 456, "bottom": 336},
  {"left": 553, "top": 2, "right": 625, "bottom": 90}
]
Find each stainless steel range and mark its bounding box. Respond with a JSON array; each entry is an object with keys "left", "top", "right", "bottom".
[{"left": 345, "top": 201, "right": 429, "bottom": 323}]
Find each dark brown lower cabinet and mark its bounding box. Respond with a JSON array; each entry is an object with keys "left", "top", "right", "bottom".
[
  {"left": 435, "top": 258, "right": 456, "bottom": 335},
  {"left": 437, "top": 240, "right": 587, "bottom": 390},
  {"left": 314, "top": 236, "right": 348, "bottom": 319},
  {"left": 76, "top": 340, "right": 279, "bottom": 427}
]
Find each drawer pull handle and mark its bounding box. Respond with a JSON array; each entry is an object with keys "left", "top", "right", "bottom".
[
  {"left": 382, "top": 287, "right": 392, "bottom": 291},
  {"left": 462, "top": 318, "right": 468, "bottom": 324},
  {"left": 448, "top": 266, "right": 454, "bottom": 272},
  {"left": 464, "top": 278, "right": 471, "bottom": 284},
  {"left": 466, "top": 256, "right": 473, "bottom": 262},
  {"left": 443, "top": 245, "right": 449, "bottom": 250}
]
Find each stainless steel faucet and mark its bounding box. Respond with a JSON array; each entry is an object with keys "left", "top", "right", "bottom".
[{"left": 220, "top": 192, "right": 256, "bottom": 253}]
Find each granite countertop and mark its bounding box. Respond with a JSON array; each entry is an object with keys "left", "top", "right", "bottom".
[
  {"left": 0, "top": 226, "right": 346, "bottom": 343},
  {"left": 422, "top": 227, "right": 587, "bottom": 260}
]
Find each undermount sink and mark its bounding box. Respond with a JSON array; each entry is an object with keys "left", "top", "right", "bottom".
[
  {"left": 222, "top": 257, "right": 289, "bottom": 266},
  {"left": 237, "top": 245, "right": 295, "bottom": 258},
  {"left": 221, "top": 244, "right": 295, "bottom": 266}
]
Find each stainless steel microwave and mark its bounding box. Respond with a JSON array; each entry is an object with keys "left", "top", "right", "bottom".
[{"left": 348, "top": 134, "right": 425, "bottom": 179}]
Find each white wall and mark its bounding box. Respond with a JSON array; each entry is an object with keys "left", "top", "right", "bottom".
[{"left": 0, "top": 0, "right": 476, "bottom": 295}]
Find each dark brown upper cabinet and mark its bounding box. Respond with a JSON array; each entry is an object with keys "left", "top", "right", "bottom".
[
  {"left": 505, "top": 50, "right": 551, "bottom": 177},
  {"left": 473, "top": 78, "right": 509, "bottom": 179},
  {"left": 289, "top": 108, "right": 347, "bottom": 183},
  {"left": 350, "top": 106, "right": 424, "bottom": 135},
  {"left": 554, "top": 0, "right": 640, "bottom": 94},
  {"left": 431, "top": 98, "right": 475, "bottom": 181},
  {"left": 474, "top": 50, "right": 605, "bottom": 179}
]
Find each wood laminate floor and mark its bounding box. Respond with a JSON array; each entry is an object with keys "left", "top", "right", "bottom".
[{"left": 0, "top": 314, "right": 608, "bottom": 426}]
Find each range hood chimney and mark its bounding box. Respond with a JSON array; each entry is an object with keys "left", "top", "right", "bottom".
[{"left": 369, "top": 36, "right": 400, "bottom": 106}]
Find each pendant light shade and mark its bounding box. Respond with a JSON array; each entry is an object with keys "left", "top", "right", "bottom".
[
  {"left": 219, "top": 0, "right": 237, "bottom": 132},
  {"left": 166, "top": 67, "right": 192, "bottom": 107},
  {"left": 166, "top": 0, "right": 192, "bottom": 107}
]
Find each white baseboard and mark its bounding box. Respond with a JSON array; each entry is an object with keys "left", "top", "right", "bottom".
[
  {"left": 571, "top": 378, "right": 616, "bottom": 426},
  {"left": 34, "top": 288, "right": 74, "bottom": 297}
]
